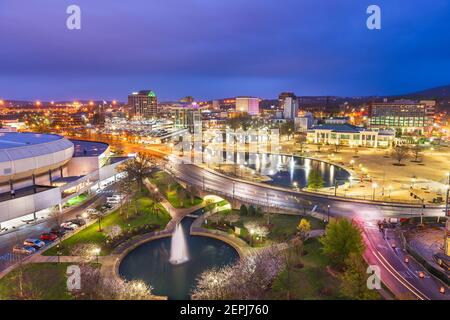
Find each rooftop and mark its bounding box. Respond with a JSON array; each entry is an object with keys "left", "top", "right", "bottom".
[
  {"left": 0, "top": 132, "right": 63, "bottom": 149},
  {"left": 310, "top": 123, "right": 366, "bottom": 133},
  {"left": 71, "top": 139, "right": 109, "bottom": 157}
]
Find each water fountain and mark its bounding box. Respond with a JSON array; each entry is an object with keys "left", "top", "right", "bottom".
[{"left": 169, "top": 222, "right": 189, "bottom": 265}]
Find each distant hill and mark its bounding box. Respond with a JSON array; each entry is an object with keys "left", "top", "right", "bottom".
[{"left": 400, "top": 84, "right": 450, "bottom": 99}]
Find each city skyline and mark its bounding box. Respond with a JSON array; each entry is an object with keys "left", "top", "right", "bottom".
[{"left": 1, "top": 0, "right": 450, "bottom": 101}]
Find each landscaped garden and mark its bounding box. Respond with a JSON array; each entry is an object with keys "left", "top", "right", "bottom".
[
  {"left": 149, "top": 170, "right": 203, "bottom": 208},
  {"left": 0, "top": 263, "right": 74, "bottom": 300},
  {"left": 202, "top": 203, "right": 325, "bottom": 247},
  {"left": 44, "top": 189, "right": 171, "bottom": 256}
]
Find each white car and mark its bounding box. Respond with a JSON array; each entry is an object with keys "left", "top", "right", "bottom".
[{"left": 60, "top": 222, "right": 78, "bottom": 230}]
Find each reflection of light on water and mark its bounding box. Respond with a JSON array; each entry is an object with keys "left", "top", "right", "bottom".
[
  {"left": 290, "top": 157, "right": 295, "bottom": 180},
  {"left": 304, "top": 158, "right": 311, "bottom": 180},
  {"left": 329, "top": 165, "right": 335, "bottom": 185}
]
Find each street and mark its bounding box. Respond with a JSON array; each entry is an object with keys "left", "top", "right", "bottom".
[{"left": 171, "top": 163, "right": 449, "bottom": 300}]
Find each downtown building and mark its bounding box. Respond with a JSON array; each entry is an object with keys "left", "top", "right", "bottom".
[
  {"left": 128, "top": 90, "right": 158, "bottom": 119},
  {"left": 172, "top": 106, "right": 202, "bottom": 134},
  {"left": 0, "top": 132, "right": 127, "bottom": 231},
  {"left": 368, "top": 99, "right": 436, "bottom": 134},
  {"left": 307, "top": 123, "right": 395, "bottom": 148},
  {"left": 235, "top": 97, "right": 260, "bottom": 115},
  {"left": 279, "top": 92, "right": 299, "bottom": 119}
]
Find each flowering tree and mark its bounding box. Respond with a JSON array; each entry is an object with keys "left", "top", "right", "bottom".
[
  {"left": 70, "top": 243, "right": 101, "bottom": 264},
  {"left": 104, "top": 224, "right": 122, "bottom": 240},
  {"left": 297, "top": 218, "right": 311, "bottom": 241},
  {"left": 76, "top": 265, "right": 153, "bottom": 300},
  {"left": 192, "top": 247, "right": 285, "bottom": 300}
]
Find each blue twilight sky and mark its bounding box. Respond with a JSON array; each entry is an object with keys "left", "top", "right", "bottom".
[{"left": 0, "top": 0, "right": 450, "bottom": 101}]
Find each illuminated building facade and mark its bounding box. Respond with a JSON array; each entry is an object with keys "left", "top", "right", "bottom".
[{"left": 128, "top": 90, "right": 158, "bottom": 119}]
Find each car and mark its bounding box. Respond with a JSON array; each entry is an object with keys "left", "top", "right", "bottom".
[
  {"left": 60, "top": 222, "right": 78, "bottom": 230},
  {"left": 13, "top": 245, "right": 36, "bottom": 255},
  {"left": 50, "top": 227, "right": 67, "bottom": 237},
  {"left": 67, "top": 218, "right": 86, "bottom": 226},
  {"left": 24, "top": 239, "right": 45, "bottom": 249},
  {"left": 40, "top": 233, "right": 58, "bottom": 241}
]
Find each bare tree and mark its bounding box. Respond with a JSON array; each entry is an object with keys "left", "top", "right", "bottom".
[
  {"left": 392, "top": 145, "right": 410, "bottom": 165},
  {"left": 296, "top": 134, "right": 307, "bottom": 154},
  {"left": 118, "top": 152, "right": 155, "bottom": 192},
  {"left": 334, "top": 142, "right": 342, "bottom": 153},
  {"left": 412, "top": 141, "right": 422, "bottom": 162}
]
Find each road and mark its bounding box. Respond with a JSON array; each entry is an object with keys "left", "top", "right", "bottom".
[
  {"left": 0, "top": 188, "right": 114, "bottom": 273},
  {"left": 170, "top": 163, "right": 449, "bottom": 300}
]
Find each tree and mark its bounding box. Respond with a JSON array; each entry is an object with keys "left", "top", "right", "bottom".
[
  {"left": 296, "top": 134, "right": 307, "bottom": 154},
  {"left": 189, "top": 185, "right": 198, "bottom": 204},
  {"left": 279, "top": 121, "right": 294, "bottom": 139},
  {"left": 191, "top": 247, "right": 285, "bottom": 300},
  {"left": 77, "top": 265, "right": 153, "bottom": 300},
  {"left": 118, "top": 153, "right": 155, "bottom": 192},
  {"left": 239, "top": 204, "right": 248, "bottom": 216},
  {"left": 334, "top": 142, "right": 342, "bottom": 153},
  {"left": 307, "top": 169, "right": 324, "bottom": 191},
  {"left": 177, "top": 188, "right": 186, "bottom": 207},
  {"left": 392, "top": 145, "right": 409, "bottom": 165},
  {"left": 320, "top": 219, "right": 365, "bottom": 269},
  {"left": 297, "top": 218, "right": 311, "bottom": 241},
  {"left": 204, "top": 199, "right": 216, "bottom": 213},
  {"left": 340, "top": 253, "right": 380, "bottom": 300},
  {"left": 412, "top": 141, "right": 422, "bottom": 162},
  {"left": 223, "top": 213, "right": 239, "bottom": 226}
]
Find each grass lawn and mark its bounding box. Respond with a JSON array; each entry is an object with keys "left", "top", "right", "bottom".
[
  {"left": 44, "top": 192, "right": 171, "bottom": 256},
  {"left": 64, "top": 193, "right": 88, "bottom": 207},
  {"left": 269, "top": 238, "right": 343, "bottom": 300},
  {"left": 0, "top": 263, "right": 73, "bottom": 300},
  {"left": 150, "top": 171, "right": 203, "bottom": 208}
]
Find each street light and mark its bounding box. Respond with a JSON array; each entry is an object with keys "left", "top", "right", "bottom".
[
  {"left": 92, "top": 247, "right": 101, "bottom": 264},
  {"left": 250, "top": 229, "right": 255, "bottom": 247},
  {"left": 372, "top": 183, "right": 378, "bottom": 201},
  {"left": 327, "top": 205, "right": 330, "bottom": 223}
]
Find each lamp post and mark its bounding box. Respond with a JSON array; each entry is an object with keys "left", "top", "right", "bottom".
[
  {"left": 327, "top": 205, "right": 330, "bottom": 223},
  {"left": 92, "top": 247, "right": 101, "bottom": 264},
  {"left": 250, "top": 229, "right": 255, "bottom": 247},
  {"left": 445, "top": 173, "right": 450, "bottom": 256},
  {"left": 372, "top": 183, "right": 378, "bottom": 201}
]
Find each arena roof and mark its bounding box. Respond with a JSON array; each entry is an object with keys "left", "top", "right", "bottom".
[{"left": 0, "top": 132, "right": 63, "bottom": 149}]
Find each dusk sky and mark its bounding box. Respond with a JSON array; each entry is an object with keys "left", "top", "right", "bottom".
[{"left": 1, "top": 0, "right": 450, "bottom": 101}]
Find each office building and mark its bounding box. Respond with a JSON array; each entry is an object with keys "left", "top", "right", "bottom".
[
  {"left": 235, "top": 97, "right": 260, "bottom": 115},
  {"left": 369, "top": 100, "right": 435, "bottom": 134},
  {"left": 128, "top": 90, "right": 158, "bottom": 119},
  {"left": 279, "top": 92, "right": 299, "bottom": 119}
]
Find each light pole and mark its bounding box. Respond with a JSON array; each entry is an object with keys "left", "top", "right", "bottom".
[
  {"left": 445, "top": 174, "right": 450, "bottom": 256},
  {"left": 327, "top": 205, "right": 330, "bottom": 223},
  {"left": 250, "top": 229, "right": 255, "bottom": 247},
  {"left": 372, "top": 183, "right": 377, "bottom": 201}
]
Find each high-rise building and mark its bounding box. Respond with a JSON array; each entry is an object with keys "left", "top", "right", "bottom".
[
  {"left": 128, "top": 90, "right": 158, "bottom": 119},
  {"left": 279, "top": 92, "right": 299, "bottom": 119},
  {"left": 172, "top": 107, "right": 202, "bottom": 134},
  {"left": 235, "top": 97, "right": 260, "bottom": 115},
  {"left": 368, "top": 99, "right": 435, "bottom": 134}
]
